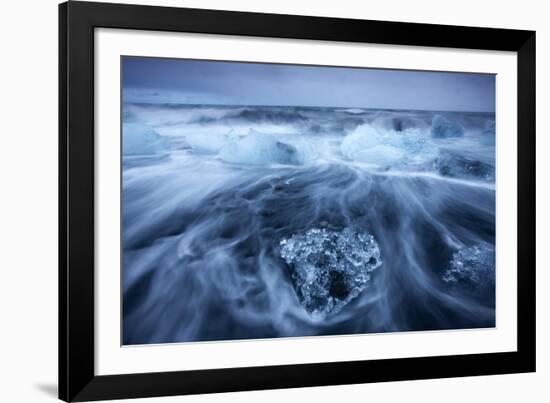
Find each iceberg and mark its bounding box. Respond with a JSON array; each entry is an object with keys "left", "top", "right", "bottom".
[
  {"left": 431, "top": 114, "right": 465, "bottom": 138},
  {"left": 443, "top": 242, "right": 495, "bottom": 290},
  {"left": 280, "top": 227, "right": 382, "bottom": 319},
  {"left": 219, "top": 130, "right": 304, "bottom": 165},
  {"left": 123, "top": 122, "right": 169, "bottom": 156},
  {"left": 340, "top": 124, "right": 438, "bottom": 167}
]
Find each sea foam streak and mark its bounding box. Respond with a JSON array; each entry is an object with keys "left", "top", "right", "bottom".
[{"left": 122, "top": 104, "right": 496, "bottom": 344}]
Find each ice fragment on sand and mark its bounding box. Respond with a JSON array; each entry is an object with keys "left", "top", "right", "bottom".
[
  {"left": 443, "top": 242, "right": 495, "bottom": 290},
  {"left": 431, "top": 114, "right": 465, "bottom": 138},
  {"left": 279, "top": 227, "right": 382, "bottom": 319},
  {"left": 123, "top": 122, "right": 169, "bottom": 156}
]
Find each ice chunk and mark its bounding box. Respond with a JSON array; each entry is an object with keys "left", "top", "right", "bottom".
[
  {"left": 185, "top": 132, "right": 232, "bottom": 154},
  {"left": 434, "top": 151, "right": 495, "bottom": 181},
  {"left": 443, "top": 242, "right": 495, "bottom": 290},
  {"left": 219, "top": 130, "right": 304, "bottom": 165},
  {"left": 123, "top": 122, "right": 169, "bottom": 156},
  {"left": 398, "top": 130, "right": 439, "bottom": 164},
  {"left": 280, "top": 227, "right": 382, "bottom": 319},
  {"left": 431, "top": 114, "right": 465, "bottom": 138},
  {"left": 340, "top": 125, "right": 383, "bottom": 161},
  {"left": 340, "top": 124, "right": 438, "bottom": 167}
]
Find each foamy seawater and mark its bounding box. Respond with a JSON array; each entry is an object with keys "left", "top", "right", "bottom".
[{"left": 122, "top": 104, "right": 496, "bottom": 345}]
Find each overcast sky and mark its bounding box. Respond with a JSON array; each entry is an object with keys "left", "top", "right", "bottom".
[{"left": 122, "top": 56, "right": 495, "bottom": 112}]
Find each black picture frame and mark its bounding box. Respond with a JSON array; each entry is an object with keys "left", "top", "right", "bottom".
[{"left": 59, "top": 1, "right": 536, "bottom": 401}]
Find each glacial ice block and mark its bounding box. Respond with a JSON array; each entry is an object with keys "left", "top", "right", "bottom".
[
  {"left": 340, "top": 124, "right": 438, "bottom": 167},
  {"left": 219, "top": 130, "right": 303, "bottom": 165},
  {"left": 431, "top": 114, "right": 465, "bottom": 138},
  {"left": 443, "top": 242, "right": 495, "bottom": 290},
  {"left": 185, "top": 131, "right": 236, "bottom": 154},
  {"left": 279, "top": 227, "right": 382, "bottom": 319},
  {"left": 340, "top": 126, "right": 384, "bottom": 161},
  {"left": 123, "top": 122, "right": 169, "bottom": 156}
]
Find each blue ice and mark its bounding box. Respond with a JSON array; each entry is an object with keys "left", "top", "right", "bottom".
[
  {"left": 123, "top": 122, "right": 169, "bottom": 156},
  {"left": 280, "top": 227, "right": 382, "bottom": 319},
  {"left": 443, "top": 242, "right": 495, "bottom": 290},
  {"left": 219, "top": 130, "right": 304, "bottom": 165},
  {"left": 340, "top": 124, "right": 438, "bottom": 167},
  {"left": 431, "top": 114, "right": 465, "bottom": 138}
]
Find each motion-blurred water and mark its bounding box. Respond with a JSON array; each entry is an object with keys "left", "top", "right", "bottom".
[{"left": 122, "top": 104, "right": 496, "bottom": 345}]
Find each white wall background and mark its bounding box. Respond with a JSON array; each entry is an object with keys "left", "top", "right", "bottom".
[{"left": 0, "top": 0, "right": 547, "bottom": 402}]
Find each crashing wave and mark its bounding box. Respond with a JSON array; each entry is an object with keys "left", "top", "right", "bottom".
[
  {"left": 280, "top": 227, "right": 382, "bottom": 319},
  {"left": 229, "top": 108, "right": 308, "bottom": 124}
]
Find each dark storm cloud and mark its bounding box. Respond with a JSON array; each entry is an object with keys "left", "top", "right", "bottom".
[{"left": 122, "top": 56, "right": 495, "bottom": 112}]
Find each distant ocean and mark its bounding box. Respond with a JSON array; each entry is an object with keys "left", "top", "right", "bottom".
[{"left": 121, "top": 103, "right": 496, "bottom": 345}]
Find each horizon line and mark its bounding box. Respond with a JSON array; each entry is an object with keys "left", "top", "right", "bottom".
[{"left": 124, "top": 101, "right": 495, "bottom": 114}]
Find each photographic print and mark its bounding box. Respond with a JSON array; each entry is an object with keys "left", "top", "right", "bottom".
[{"left": 121, "top": 56, "right": 496, "bottom": 345}]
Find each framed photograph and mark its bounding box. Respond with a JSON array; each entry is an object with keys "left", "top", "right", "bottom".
[{"left": 59, "top": 1, "right": 536, "bottom": 401}]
